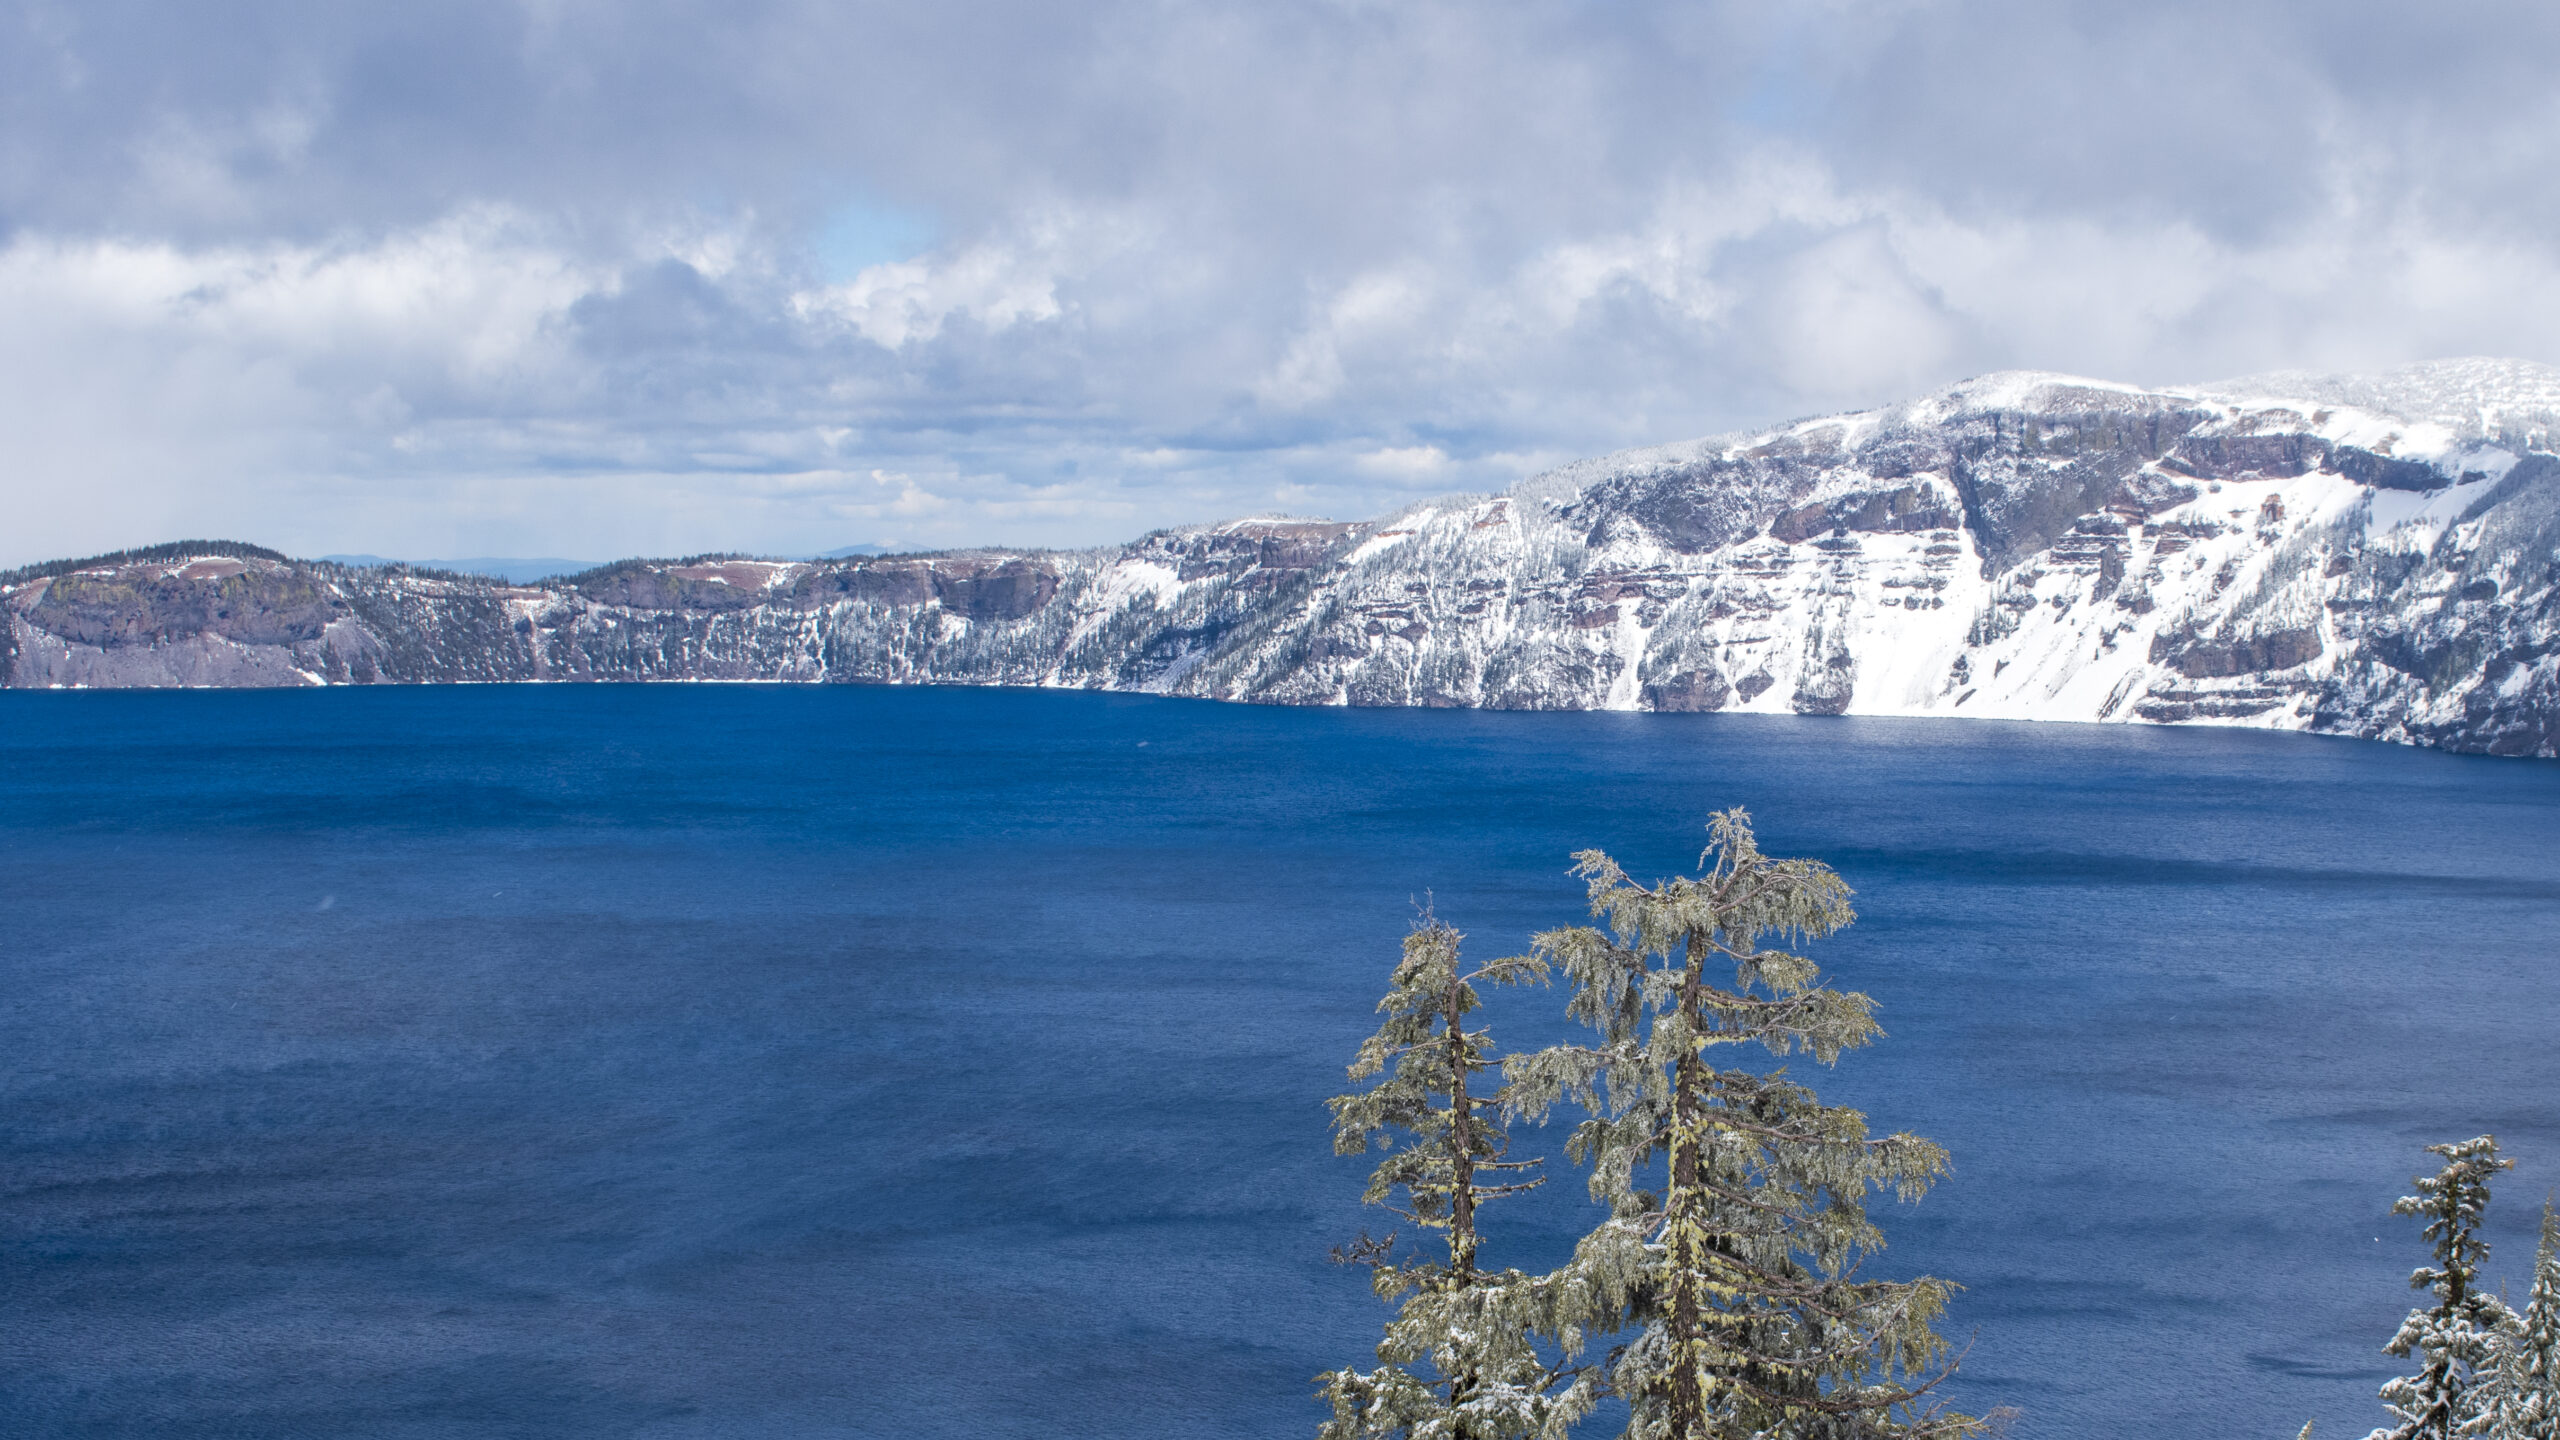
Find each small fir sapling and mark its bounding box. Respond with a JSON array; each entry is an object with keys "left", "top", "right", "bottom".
[
  {"left": 2368, "top": 1137, "right": 2516, "bottom": 1440},
  {"left": 1317, "top": 915, "right": 1601, "bottom": 1440},
  {"left": 2475, "top": 1201, "right": 2560, "bottom": 1440},
  {"left": 1502, "top": 809, "right": 1978, "bottom": 1440}
]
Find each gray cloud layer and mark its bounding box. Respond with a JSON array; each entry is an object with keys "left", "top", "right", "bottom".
[{"left": 7, "top": 0, "right": 2559, "bottom": 564}]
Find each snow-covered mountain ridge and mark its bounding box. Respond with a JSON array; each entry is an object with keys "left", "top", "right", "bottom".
[{"left": 9, "top": 358, "right": 2560, "bottom": 757}]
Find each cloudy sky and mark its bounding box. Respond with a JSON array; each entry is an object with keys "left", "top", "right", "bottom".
[{"left": 7, "top": 0, "right": 2560, "bottom": 566}]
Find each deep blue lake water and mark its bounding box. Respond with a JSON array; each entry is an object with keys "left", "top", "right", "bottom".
[{"left": 2, "top": 687, "right": 2557, "bottom": 1440}]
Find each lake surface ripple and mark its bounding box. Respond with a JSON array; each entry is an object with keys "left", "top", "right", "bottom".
[{"left": 3, "top": 688, "right": 2557, "bottom": 1439}]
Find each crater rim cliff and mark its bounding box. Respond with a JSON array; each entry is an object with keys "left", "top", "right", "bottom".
[{"left": 11, "top": 357, "right": 2560, "bottom": 759}]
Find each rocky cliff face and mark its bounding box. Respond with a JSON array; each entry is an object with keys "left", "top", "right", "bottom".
[{"left": 11, "top": 359, "right": 2560, "bottom": 758}]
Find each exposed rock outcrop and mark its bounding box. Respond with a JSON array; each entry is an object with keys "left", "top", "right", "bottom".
[{"left": 12, "top": 362, "right": 2560, "bottom": 759}]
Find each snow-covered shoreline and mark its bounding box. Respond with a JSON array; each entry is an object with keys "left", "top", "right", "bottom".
[{"left": 10, "top": 359, "right": 2560, "bottom": 758}]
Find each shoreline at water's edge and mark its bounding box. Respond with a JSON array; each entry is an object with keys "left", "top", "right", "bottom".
[
  {"left": 9, "top": 365, "right": 2560, "bottom": 757},
  {"left": 0, "top": 669, "right": 2545, "bottom": 767}
]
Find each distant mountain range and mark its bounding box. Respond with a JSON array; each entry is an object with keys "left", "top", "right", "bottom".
[{"left": 8, "top": 358, "right": 2558, "bottom": 758}]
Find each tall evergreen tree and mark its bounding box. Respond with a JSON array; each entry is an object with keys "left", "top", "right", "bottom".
[
  {"left": 1505, "top": 809, "right": 1975, "bottom": 1440},
  {"left": 2369, "top": 1136, "right": 2516, "bottom": 1440},
  {"left": 2477, "top": 1201, "right": 2560, "bottom": 1440},
  {"left": 1319, "top": 915, "right": 1601, "bottom": 1440}
]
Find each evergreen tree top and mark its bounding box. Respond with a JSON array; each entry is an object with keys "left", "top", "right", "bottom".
[
  {"left": 2394, "top": 1137, "right": 2513, "bottom": 1308},
  {"left": 1500, "top": 810, "right": 1975, "bottom": 1439},
  {"left": 2477, "top": 1198, "right": 2560, "bottom": 1440},
  {"left": 1318, "top": 913, "right": 1599, "bottom": 1440},
  {"left": 2368, "top": 1136, "right": 2519, "bottom": 1440},
  {"left": 1519, "top": 807, "right": 1881, "bottom": 1082},
  {"left": 1329, "top": 914, "right": 1547, "bottom": 1261},
  {"left": 1571, "top": 806, "right": 1856, "bottom": 968}
]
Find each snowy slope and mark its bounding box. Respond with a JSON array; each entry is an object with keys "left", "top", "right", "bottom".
[
  {"left": 1126, "top": 360, "right": 2560, "bottom": 755},
  {"left": 9, "top": 361, "right": 2560, "bottom": 757}
]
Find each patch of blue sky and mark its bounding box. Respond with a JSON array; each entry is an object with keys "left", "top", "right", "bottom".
[
  {"left": 813, "top": 196, "right": 937, "bottom": 281},
  {"left": 1727, "top": 12, "right": 1814, "bottom": 135}
]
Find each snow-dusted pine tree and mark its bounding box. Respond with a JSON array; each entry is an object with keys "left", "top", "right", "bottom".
[
  {"left": 2476, "top": 1201, "right": 2560, "bottom": 1440},
  {"left": 2368, "top": 1136, "right": 2516, "bottom": 1440},
  {"left": 1504, "top": 809, "right": 1976, "bottom": 1440},
  {"left": 1318, "top": 915, "right": 1601, "bottom": 1440}
]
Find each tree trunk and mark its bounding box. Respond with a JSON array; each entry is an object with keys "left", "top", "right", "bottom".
[
  {"left": 1445, "top": 972, "right": 1477, "bottom": 1281},
  {"left": 1666, "top": 928, "right": 1712, "bottom": 1437}
]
